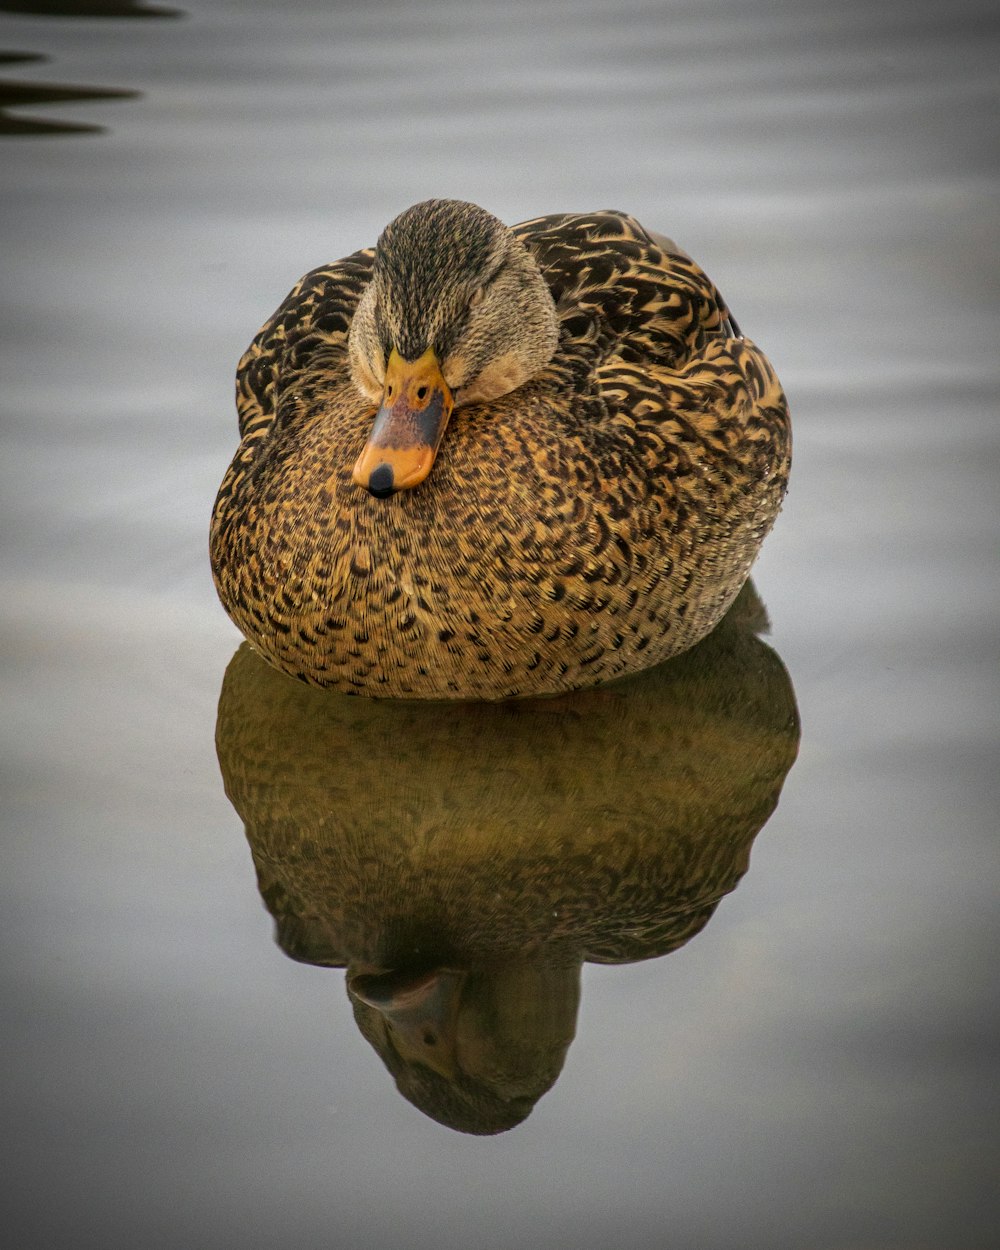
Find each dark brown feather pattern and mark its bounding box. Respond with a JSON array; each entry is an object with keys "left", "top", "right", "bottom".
[{"left": 211, "top": 208, "right": 790, "bottom": 698}]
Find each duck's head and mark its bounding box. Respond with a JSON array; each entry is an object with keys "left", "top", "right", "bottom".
[{"left": 348, "top": 199, "right": 559, "bottom": 498}]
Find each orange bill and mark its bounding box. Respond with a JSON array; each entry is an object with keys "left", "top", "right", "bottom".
[{"left": 353, "top": 346, "right": 454, "bottom": 497}]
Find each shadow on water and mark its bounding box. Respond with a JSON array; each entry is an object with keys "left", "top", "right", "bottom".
[
  {"left": 0, "top": 2, "right": 182, "bottom": 16},
  {"left": 0, "top": 4, "right": 184, "bottom": 135},
  {"left": 216, "top": 582, "right": 800, "bottom": 1135},
  {"left": 0, "top": 51, "right": 138, "bottom": 135}
]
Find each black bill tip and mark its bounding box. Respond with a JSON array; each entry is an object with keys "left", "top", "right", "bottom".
[{"left": 366, "top": 462, "right": 396, "bottom": 499}]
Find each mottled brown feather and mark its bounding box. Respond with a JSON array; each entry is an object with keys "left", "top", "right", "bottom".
[{"left": 211, "top": 208, "right": 790, "bottom": 698}]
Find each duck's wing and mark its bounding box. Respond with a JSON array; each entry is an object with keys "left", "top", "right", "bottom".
[
  {"left": 514, "top": 210, "right": 786, "bottom": 469},
  {"left": 645, "top": 227, "right": 742, "bottom": 338},
  {"left": 513, "top": 210, "right": 738, "bottom": 374},
  {"left": 234, "top": 248, "right": 374, "bottom": 446}
]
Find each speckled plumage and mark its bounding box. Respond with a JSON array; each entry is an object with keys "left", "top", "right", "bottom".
[{"left": 211, "top": 204, "right": 790, "bottom": 699}]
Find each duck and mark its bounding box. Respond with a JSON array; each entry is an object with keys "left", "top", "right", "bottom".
[{"left": 210, "top": 199, "right": 790, "bottom": 700}]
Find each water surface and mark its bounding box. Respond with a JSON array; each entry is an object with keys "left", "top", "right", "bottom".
[{"left": 2, "top": 1, "right": 998, "bottom": 1247}]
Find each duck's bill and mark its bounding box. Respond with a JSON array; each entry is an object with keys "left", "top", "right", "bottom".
[
  {"left": 352, "top": 347, "right": 454, "bottom": 498},
  {"left": 349, "top": 967, "right": 465, "bottom": 1078}
]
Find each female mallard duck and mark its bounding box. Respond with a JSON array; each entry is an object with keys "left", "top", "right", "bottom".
[{"left": 210, "top": 199, "right": 790, "bottom": 700}]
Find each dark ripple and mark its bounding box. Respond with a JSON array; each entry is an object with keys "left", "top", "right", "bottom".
[
  {"left": 0, "top": 51, "right": 138, "bottom": 135},
  {"left": 0, "top": 2, "right": 182, "bottom": 16}
]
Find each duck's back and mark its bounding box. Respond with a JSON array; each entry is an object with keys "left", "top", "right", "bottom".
[{"left": 211, "top": 210, "right": 790, "bottom": 700}]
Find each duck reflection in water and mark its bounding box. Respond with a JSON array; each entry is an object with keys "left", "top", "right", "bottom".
[{"left": 215, "top": 583, "right": 799, "bottom": 1135}]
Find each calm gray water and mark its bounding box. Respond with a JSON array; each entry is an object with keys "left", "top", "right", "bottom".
[{"left": 2, "top": 1, "right": 998, "bottom": 1247}]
